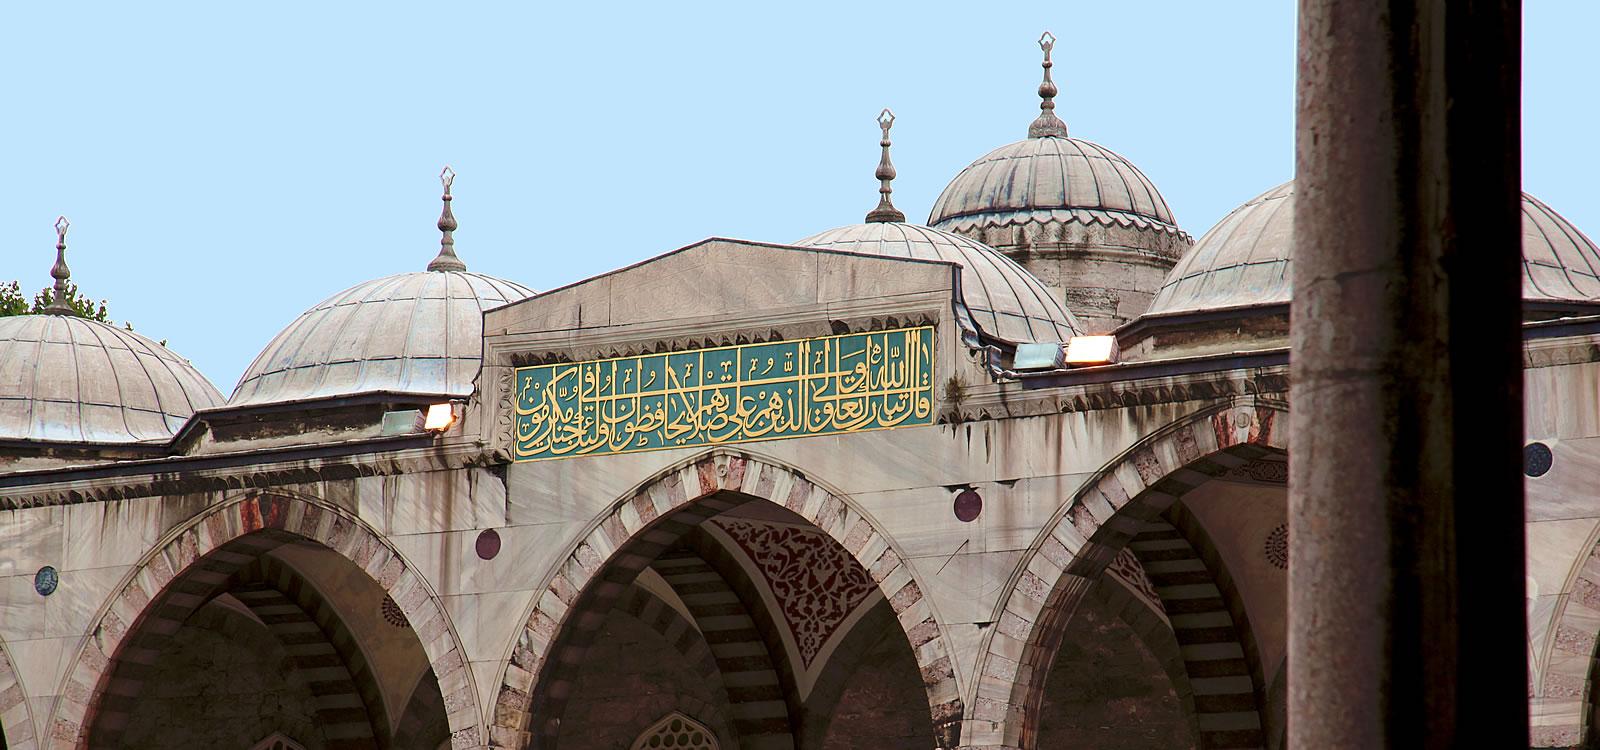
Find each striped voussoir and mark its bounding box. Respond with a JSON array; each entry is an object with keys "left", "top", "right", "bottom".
[
  {"left": 0, "top": 639, "right": 37, "bottom": 750},
  {"left": 57, "top": 493, "right": 481, "bottom": 750},
  {"left": 490, "top": 452, "right": 961, "bottom": 750},
  {"left": 1532, "top": 538, "right": 1600, "bottom": 747},
  {"left": 1086, "top": 575, "right": 1200, "bottom": 741},
  {"left": 654, "top": 551, "right": 795, "bottom": 750},
  {"left": 229, "top": 584, "right": 380, "bottom": 749},
  {"left": 617, "top": 582, "right": 723, "bottom": 688},
  {"left": 1129, "top": 519, "right": 1262, "bottom": 749},
  {"left": 971, "top": 399, "right": 1287, "bottom": 750}
]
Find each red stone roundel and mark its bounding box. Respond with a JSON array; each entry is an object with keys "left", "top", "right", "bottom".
[
  {"left": 953, "top": 489, "right": 982, "bottom": 522},
  {"left": 476, "top": 528, "right": 502, "bottom": 560}
]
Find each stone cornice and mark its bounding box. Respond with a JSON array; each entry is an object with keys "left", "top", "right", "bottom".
[{"left": 0, "top": 436, "right": 501, "bottom": 510}]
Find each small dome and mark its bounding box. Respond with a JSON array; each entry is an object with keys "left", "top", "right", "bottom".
[
  {"left": 230, "top": 271, "right": 534, "bottom": 407},
  {"left": 0, "top": 315, "right": 224, "bottom": 443},
  {"left": 927, "top": 136, "right": 1184, "bottom": 237},
  {"left": 793, "top": 222, "right": 1082, "bottom": 344},
  {"left": 1146, "top": 181, "right": 1600, "bottom": 316},
  {"left": 1145, "top": 181, "right": 1294, "bottom": 315}
]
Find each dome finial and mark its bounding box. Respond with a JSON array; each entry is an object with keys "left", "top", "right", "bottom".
[
  {"left": 428, "top": 166, "right": 467, "bottom": 272},
  {"left": 1028, "top": 32, "right": 1068, "bottom": 139},
  {"left": 42, "top": 216, "right": 75, "bottom": 315},
  {"left": 864, "top": 109, "right": 906, "bottom": 223}
]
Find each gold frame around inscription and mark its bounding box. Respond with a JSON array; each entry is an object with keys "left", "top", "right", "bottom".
[{"left": 512, "top": 326, "right": 937, "bottom": 461}]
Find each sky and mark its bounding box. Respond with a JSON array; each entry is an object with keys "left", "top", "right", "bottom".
[{"left": 5, "top": 2, "right": 1596, "bottom": 393}]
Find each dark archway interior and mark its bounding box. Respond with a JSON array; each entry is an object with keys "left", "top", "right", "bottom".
[
  {"left": 545, "top": 498, "right": 932, "bottom": 750},
  {"left": 85, "top": 537, "right": 449, "bottom": 750}
]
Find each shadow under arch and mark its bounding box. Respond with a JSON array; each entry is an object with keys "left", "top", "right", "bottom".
[
  {"left": 969, "top": 396, "right": 1287, "bottom": 750},
  {"left": 0, "top": 633, "right": 38, "bottom": 750},
  {"left": 51, "top": 490, "right": 482, "bottom": 749},
  {"left": 488, "top": 450, "right": 962, "bottom": 750}
]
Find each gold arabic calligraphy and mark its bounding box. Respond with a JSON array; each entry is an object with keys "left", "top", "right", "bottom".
[{"left": 513, "top": 327, "right": 935, "bottom": 460}]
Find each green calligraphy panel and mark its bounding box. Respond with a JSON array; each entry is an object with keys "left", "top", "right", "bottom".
[{"left": 512, "top": 327, "right": 936, "bottom": 461}]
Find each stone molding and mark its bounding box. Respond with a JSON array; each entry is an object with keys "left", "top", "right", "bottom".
[
  {"left": 0, "top": 637, "right": 37, "bottom": 750},
  {"left": 0, "top": 442, "right": 500, "bottom": 510},
  {"left": 961, "top": 397, "right": 1288, "bottom": 749},
  {"left": 952, "top": 365, "right": 1290, "bottom": 424},
  {"left": 50, "top": 491, "right": 484, "bottom": 750},
  {"left": 487, "top": 450, "right": 963, "bottom": 750}
]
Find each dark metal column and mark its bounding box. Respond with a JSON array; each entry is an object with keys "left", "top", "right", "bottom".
[{"left": 1289, "top": 2, "right": 1524, "bottom": 748}]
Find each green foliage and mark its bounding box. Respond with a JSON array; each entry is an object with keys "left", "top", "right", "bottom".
[{"left": 0, "top": 280, "right": 112, "bottom": 322}]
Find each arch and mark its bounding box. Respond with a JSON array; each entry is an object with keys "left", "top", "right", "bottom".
[
  {"left": 230, "top": 553, "right": 396, "bottom": 747},
  {"left": 51, "top": 491, "right": 482, "bottom": 748},
  {"left": 1535, "top": 530, "right": 1600, "bottom": 747},
  {"left": 968, "top": 397, "right": 1287, "bottom": 749},
  {"left": 0, "top": 635, "right": 39, "bottom": 750},
  {"left": 488, "top": 451, "right": 961, "bottom": 750}
]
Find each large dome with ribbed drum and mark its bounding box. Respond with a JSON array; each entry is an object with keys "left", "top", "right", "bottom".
[
  {"left": 228, "top": 169, "right": 536, "bottom": 407},
  {"left": 927, "top": 135, "right": 1183, "bottom": 236},
  {"left": 1145, "top": 180, "right": 1600, "bottom": 316},
  {"left": 793, "top": 222, "right": 1081, "bottom": 344},
  {"left": 0, "top": 220, "right": 225, "bottom": 444},
  {"left": 927, "top": 33, "right": 1184, "bottom": 240}
]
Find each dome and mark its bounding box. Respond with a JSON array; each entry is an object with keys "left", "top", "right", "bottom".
[
  {"left": 793, "top": 222, "right": 1082, "bottom": 344},
  {"left": 0, "top": 314, "right": 224, "bottom": 444},
  {"left": 229, "top": 270, "right": 535, "bottom": 407},
  {"left": 1146, "top": 181, "right": 1600, "bottom": 316},
  {"left": 927, "top": 136, "right": 1184, "bottom": 237}
]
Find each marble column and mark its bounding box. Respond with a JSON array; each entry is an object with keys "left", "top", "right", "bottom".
[{"left": 1289, "top": 1, "right": 1525, "bottom": 747}]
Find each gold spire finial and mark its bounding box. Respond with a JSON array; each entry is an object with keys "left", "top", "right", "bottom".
[
  {"left": 1028, "top": 32, "right": 1068, "bottom": 138},
  {"left": 427, "top": 166, "right": 467, "bottom": 272},
  {"left": 864, "top": 109, "right": 907, "bottom": 223}
]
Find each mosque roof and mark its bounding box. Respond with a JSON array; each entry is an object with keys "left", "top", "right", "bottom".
[
  {"left": 227, "top": 169, "right": 536, "bottom": 407},
  {"left": 0, "top": 218, "right": 225, "bottom": 444},
  {"left": 1145, "top": 181, "right": 1600, "bottom": 316},
  {"left": 927, "top": 33, "right": 1185, "bottom": 239},
  {"left": 793, "top": 110, "right": 1081, "bottom": 346}
]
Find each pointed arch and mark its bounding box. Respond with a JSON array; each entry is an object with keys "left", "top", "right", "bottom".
[
  {"left": 488, "top": 450, "right": 961, "bottom": 750},
  {"left": 0, "top": 634, "right": 39, "bottom": 750},
  {"left": 967, "top": 397, "right": 1287, "bottom": 749},
  {"left": 50, "top": 491, "right": 483, "bottom": 749},
  {"left": 1533, "top": 529, "right": 1600, "bottom": 747}
]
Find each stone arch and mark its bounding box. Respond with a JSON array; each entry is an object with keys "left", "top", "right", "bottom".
[
  {"left": 1534, "top": 529, "right": 1600, "bottom": 747},
  {"left": 968, "top": 397, "right": 1287, "bottom": 750},
  {"left": 51, "top": 490, "right": 482, "bottom": 749},
  {"left": 489, "top": 450, "right": 960, "bottom": 750},
  {"left": 0, "top": 634, "right": 39, "bottom": 750}
]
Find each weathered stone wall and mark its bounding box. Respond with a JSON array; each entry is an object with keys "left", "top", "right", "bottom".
[
  {"left": 118, "top": 603, "right": 329, "bottom": 750},
  {"left": 1036, "top": 593, "right": 1197, "bottom": 750},
  {"left": 557, "top": 608, "right": 734, "bottom": 750}
]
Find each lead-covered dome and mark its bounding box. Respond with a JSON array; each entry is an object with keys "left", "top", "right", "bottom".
[
  {"left": 1, "top": 220, "right": 224, "bottom": 444},
  {"left": 229, "top": 170, "right": 537, "bottom": 407},
  {"left": 794, "top": 109, "right": 1080, "bottom": 346},
  {"left": 927, "top": 34, "right": 1184, "bottom": 239},
  {"left": 794, "top": 222, "right": 1082, "bottom": 344},
  {"left": 229, "top": 271, "right": 534, "bottom": 406},
  {"left": 1146, "top": 181, "right": 1600, "bottom": 316},
  {"left": 0, "top": 315, "right": 225, "bottom": 443},
  {"left": 927, "top": 136, "right": 1183, "bottom": 236}
]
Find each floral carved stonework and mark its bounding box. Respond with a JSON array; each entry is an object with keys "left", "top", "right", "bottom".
[{"left": 712, "top": 519, "right": 878, "bottom": 668}]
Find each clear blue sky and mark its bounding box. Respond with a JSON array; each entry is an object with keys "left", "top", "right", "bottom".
[{"left": 6, "top": 2, "right": 1595, "bottom": 393}]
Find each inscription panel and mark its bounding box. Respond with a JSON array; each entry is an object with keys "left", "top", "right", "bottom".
[{"left": 513, "top": 327, "right": 935, "bottom": 461}]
